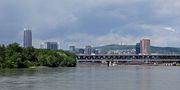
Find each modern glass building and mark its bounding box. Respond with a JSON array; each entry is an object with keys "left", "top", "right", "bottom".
[
  {"left": 24, "top": 28, "right": 32, "bottom": 48},
  {"left": 41, "top": 42, "right": 58, "bottom": 50},
  {"left": 136, "top": 43, "right": 140, "bottom": 55}
]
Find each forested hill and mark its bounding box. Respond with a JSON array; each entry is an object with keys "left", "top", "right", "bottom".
[{"left": 93, "top": 44, "right": 180, "bottom": 54}]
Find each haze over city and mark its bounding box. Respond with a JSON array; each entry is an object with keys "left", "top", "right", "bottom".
[{"left": 0, "top": 0, "right": 180, "bottom": 48}]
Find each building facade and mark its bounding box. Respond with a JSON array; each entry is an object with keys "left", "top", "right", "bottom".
[
  {"left": 76, "top": 49, "right": 85, "bottom": 54},
  {"left": 41, "top": 42, "right": 58, "bottom": 50},
  {"left": 136, "top": 43, "right": 141, "bottom": 55},
  {"left": 24, "top": 28, "right": 32, "bottom": 48},
  {"left": 92, "top": 49, "right": 100, "bottom": 55},
  {"left": 85, "top": 45, "right": 92, "bottom": 55},
  {"left": 69, "top": 46, "right": 76, "bottom": 53},
  {"left": 140, "top": 39, "right": 151, "bottom": 55}
]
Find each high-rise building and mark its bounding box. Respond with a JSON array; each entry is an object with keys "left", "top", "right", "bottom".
[
  {"left": 24, "top": 28, "right": 32, "bottom": 48},
  {"left": 41, "top": 42, "right": 58, "bottom": 50},
  {"left": 69, "top": 46, "right": 76, "bottom": 53},
  {"left": 140, "top": 39, "right": 151, "bottom": 55},
  {"left": 85, "top": 45, "right": 92, "bottom": 55},
  {"left": 136, "top": 43, "right": 140, "bottom": 55}
]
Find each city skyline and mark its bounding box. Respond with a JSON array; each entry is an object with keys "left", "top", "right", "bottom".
[{"left": 0, "top": 0, "right": 180, "bottom": 48}]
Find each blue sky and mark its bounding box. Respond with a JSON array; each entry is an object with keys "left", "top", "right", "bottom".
[{"left": 0, "top": 0, "right": 180, "bottom": 48}]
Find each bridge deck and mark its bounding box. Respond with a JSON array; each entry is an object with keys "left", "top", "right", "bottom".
[{"left": 77, "top": 54, "right": 180, "bottom": 62}]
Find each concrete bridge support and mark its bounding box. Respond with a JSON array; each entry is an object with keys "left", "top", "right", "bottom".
[{"left": 106, "top": 61, "right": 117, "bottom": 67}]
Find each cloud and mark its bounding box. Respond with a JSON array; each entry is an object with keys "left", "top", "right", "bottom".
[
  {"left": 137, "top": 24, "right": 178, "bottom": 33},
  {"left": 0, "top": 0, "right": 180, "bottom": 48},
  {"left": 154, "top": 0, "right": 180, "bottom": 17},
  {"left": 164, "top": 27, "right": 176, "bottom": 32}
]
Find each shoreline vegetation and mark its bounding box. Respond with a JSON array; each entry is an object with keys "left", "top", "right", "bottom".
[{"left": 0, "top": 43, "right": 76, "bottom": 69}]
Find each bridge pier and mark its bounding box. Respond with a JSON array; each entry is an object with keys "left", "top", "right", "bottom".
[
  {"left": 106, "top": 61, "right": 117, "bottom": 67},
  {"left": 107, "top": 61, "right": 112, "bottom": 67}
]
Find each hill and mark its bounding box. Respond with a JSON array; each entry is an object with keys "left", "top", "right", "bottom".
[{"left": 93, "top": 44, "right": 180, "bottom": 54}]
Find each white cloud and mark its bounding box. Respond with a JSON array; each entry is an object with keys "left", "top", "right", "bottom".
[
  {"left": 137, "top": 24, "right": 178, "bottom": 33},
  {"left": 164, "top": 27, "right": 176, "bottom": 32}
]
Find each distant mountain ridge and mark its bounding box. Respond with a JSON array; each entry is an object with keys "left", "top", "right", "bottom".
[{"left": 93, "top": 44, "right": 180, "bottom": 54}]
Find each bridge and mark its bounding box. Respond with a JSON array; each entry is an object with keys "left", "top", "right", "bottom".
[{"left": 76, "top": 54, "right": 180, "bottom": 64}]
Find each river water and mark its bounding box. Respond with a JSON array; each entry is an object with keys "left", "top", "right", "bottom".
[{"left": 0, "top": 65, "right": 180, "bottom": 90}]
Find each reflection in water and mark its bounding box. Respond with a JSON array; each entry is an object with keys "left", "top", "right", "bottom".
[
  {"left": 135, "top": 66, "right": 152, "bottom": 90},
  {"left": 0, "top": 65, "right": 180, "bottom": 90}
]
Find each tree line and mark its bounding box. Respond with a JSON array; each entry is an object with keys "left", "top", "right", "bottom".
[{"left": 0, "top": 43, "right": 76, "bottom": 68}]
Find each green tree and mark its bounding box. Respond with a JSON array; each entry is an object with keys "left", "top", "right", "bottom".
[
  {"left": 0, "top": 43, "right": 77, "bottom": 68},
  {"left": 0, "top": 45, "right": 6, "bottom": 63}
]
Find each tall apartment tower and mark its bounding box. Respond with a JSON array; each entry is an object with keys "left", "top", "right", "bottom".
[
  {"left": 140, "top": 39, "right": 151, "bottom": 55},
  {"left": 24, "top": 28, "right": 32, "bottom": 48}
]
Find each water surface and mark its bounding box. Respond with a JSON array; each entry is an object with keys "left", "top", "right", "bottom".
[{"left": 0, "top": 65, "right": 180, "bottom": 90}]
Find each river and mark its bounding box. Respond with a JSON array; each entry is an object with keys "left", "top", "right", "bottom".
[{"left": 0, "top": 65, "right": 180, "bottom": 90}]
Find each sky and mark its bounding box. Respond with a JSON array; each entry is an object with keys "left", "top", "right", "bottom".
[{"left": 0, "top": 0, "right": 180, "bottom": 49}]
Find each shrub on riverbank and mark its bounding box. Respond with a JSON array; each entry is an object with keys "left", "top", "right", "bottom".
[{"left": 0, "top": 43, "right": 76, "bottom": 68}]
